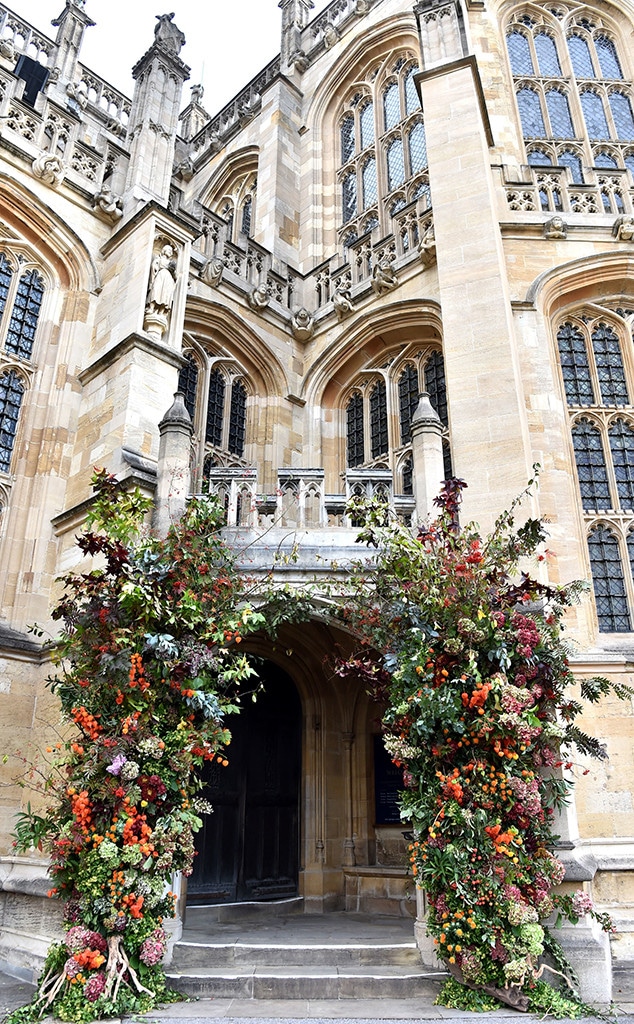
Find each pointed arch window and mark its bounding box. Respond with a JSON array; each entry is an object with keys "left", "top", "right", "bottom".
[
  {"left": 568, "top": 34, "right": 595, "bottom": 78},
  {"left": 517, "top": 88, "right": 547, "bottom": 137},
  {"left": 370, "top": 379, "right": 388, "bottom": 458},
  {"left": 508, "top": 31, "right": 534, "bottom": 75},
  {"left": 405, "top": 66, "right": 419, "bottom": 115},
  {"left": 534, "top": 33, "right": 561, "bottom": 76},
  {"left": 609, "top": 419, "right": 634, "bottom": 510},
  {"left": 0, "top": 256, "right": 45, "bottom": 363},
  {"left": 387, "top": 138, "right": 405, "bottom": 191},
  {"left": 206, "top": 369, "right": 226, "bottom": 447},
  {"left": 240, "top": 196, "right": 253, "bottom": 236},
  {"left": 0, "top": 370, "right": 24, "bottom": 473},
  {"left": 341, "top": 114, "right": 355, "bottom": 163},
  {"left": 342, "top": 171, "right": 358, "bottom": 224},
  {"left": 609, "top": 92, "right": 634, "bottom": 140},
  {"left": 346, "top": 391, "right": 364, "bottom": 467},
  {"left": 425, "top": 350, "right": 449, "bottom": 426},
  {"left": 383, "top": 83, "right": 400, "bottom": 131},
  {"left": 408, "top": 122, "right": 427, "bottom": 174},
  {"left": 177, "top": 353, "right": 199, "bottom": 421},
  {"left": 588, "top": 526, "right": 631, "bottom": 631},
  {"left": 546, "top": 90, "right": 574, "bottom": 137},
  {"left": 398, "top": 363, "right": 419, "bottom": 445},
  {"left": 228, "top": 379, "right": 247, "bottom": 457},
  {"left": 557, "top": 322, "right": 594, "bottom": 405},
  {"left": 362, "top": 157, "right": 378, "bottom": 209},
  {"left": 595, "top": 36, "right": 622, "bottom": 79},
  {"left": 559, "top": 149, "right": 583, "bottom": 182},
  {"left": 592, "top": 323, "right": 628, "bottom": 405},
  {"left": 360, "top": 102, "right": 375, "bottom": 149},
  {"left": 595, "top": 150, "right": 618, "bottom": 167},
  {"left": 0, "top": 254, "right": 13, "bottom": 319},
  {"left": 581, "top": 90, "right": 610, "bottom": 139},
  {"left": 572, "top": 418, "right": 612, "bottom": 510}
]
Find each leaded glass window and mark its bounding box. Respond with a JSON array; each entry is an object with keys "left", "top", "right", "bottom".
[
  {"left": 517, "top": 88, "right": 547, "bottom": 137},
  {"left": 425, "top": 350, "right": 448, "bottom": 426},
  {"left": 534, "top": 33, "right": 561, "bottom": 76},
  {"left": 595, "top": 150, "right": 618, "bottom": 167},
  {"left": 568, "top": 34, "right": 595, "bottom": 78},
  {"left": 387, "top": 138, "right": 405, "bottom": 191},
  {"left": 362, "top": 157, "right": 378, "bottom": 209},
  {"left": 547, "top": 90, "right": 574, "bottom": 137},
  {"left": 609, "top": 419, "right": 634, "bottom": 511},
  {"left": 241, "top": 196, "right": 252, "bottom": 236},
  {"left": 4, "top": 270, "right": 44, "bottom": 360},
  {"left": 581, "top": 90, "right": 610, "bottom": 138},
  {"left": 370, "top": 379, "right": 388, "bottom": 458},
  {"left": 609, "top": 92, "right": 634, "bottom": 140},
  {"left": 559, "top": 150, "right": 583, "bottom": 182},
  {"left": 408, "top": 122, "right": 428, "bottom": 175},
  {"left": 572, "top": 418, "right": 612, "bottom": 510},
  {"left": 346, "top": 392, "right": 364, "bottom": 467},
  {"left": 588, "top": 526, "right": 631, "bottom": 631},
  {"left": 402, "top": 455, "right": 413, "bottom": 495},
  {"left": 557, "top": 322, "right": 595, "bottom": 405},
  {"left": 405, "top": 66, "right": 419, "bottom": 115},
  {"left": 398, "top": 363, "right": 419, "bottom": 445},
  {"left": 628, "top": 530, "right": 634, "bottom": 583},
  {"left": 443, "top": 440, "right": 453, "bottom": 480},
  {"left": 341, "top": 114, "right": 355, "bottom": 163},
  {"left": 507, "top": 31, "right": 534, "bottom": 75},
  {"left": 383, "top": 83, "right": 400, "bottom": 131},
  {"left": 228, "top": 379, "right": 246, "bottom": 457},
  {"left": 0, "top": 370, "right": 23, "bottom": 473},
  {"left": 592, "top": 323, "right": 629, "bottom": 405},
  {"left": 178, "top": 354, "right": 199, "bottom": 421},
  {"left": 595, "top": 36, "right": 622, "bottom": 79},
  {"left": 342, "top": 171, "right": 357, "bottom": 223},
  {"left": 360, "top": 102, "right": 374, "bottom": 149},
  {"left": 205, "top": 368, "right": 225, "bottom": 447},
  {"left": 528, "top": 149, "right": 553, "bottom": 166},
  {"left": 0, "top": 254, "right": 13, "bottom": 322}
]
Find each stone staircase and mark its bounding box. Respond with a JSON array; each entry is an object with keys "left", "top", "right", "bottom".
[{"left": 166, "top": 902, "right": 445, "bottom": 1000}]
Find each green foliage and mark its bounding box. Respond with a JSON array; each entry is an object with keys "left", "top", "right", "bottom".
[
  {"left": 335, "top": 476, "right": 627, "bottom": 1009},
  {"left": 435, "top": 977, "right": 502, "bottom": 1012}
]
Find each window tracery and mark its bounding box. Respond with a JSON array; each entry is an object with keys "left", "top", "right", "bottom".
[
  {"left": 344, "top": 347, "right": 452, "bottom": 492},
  {"left": 210, "top": 171, "right": 257, "bottom": 244},
  {"left": 337, "top": 53, "right": 428, "bottom": 241},
  {"left": 507, "top": 6, "right": 634, "bottom": 179},
  {"left": 0, "top": 368, "right": 24, "bottom": 474},
  {"left": 556, "top": 309, "right": 634, "bottom": 631}
]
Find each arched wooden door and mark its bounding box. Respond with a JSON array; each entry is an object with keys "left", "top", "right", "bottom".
[{"left": 188, "top": 663, "right": 302, "bottom": 903}]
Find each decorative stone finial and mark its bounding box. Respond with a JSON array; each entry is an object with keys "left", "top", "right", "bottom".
[
  {"left": 411, "top": 392, "right": 442, "bottom": 428},
  {"left": 159, "top": 392, "right": 193, "bottom": 432},
  {"left": 154, "top": 13, "right": 186, "bottom": 55}
]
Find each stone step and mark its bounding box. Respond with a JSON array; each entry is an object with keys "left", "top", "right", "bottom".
[
  {"left": 184, "top": 898, "right": 304, "bottom": 924},
  {"left": 171, "top": 939, "right": 421, "bottom": 969},
  {"left": 166, "top": 965, "right": 445, "bottom": 1000}
]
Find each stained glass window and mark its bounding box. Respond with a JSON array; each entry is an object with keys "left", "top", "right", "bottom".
[
  {"left": 595, "top": 150, "right": 618, "bottom": 167},
  {"left": 507, "top": 32, "right": 534, "bottom": 75},
  {"left": 546, "top": 90, "right": 574, "bottom": 137},
  {"left": 609, "top": 419, "right": 634, "bottom": 510},
  {"left": 409, "top": 122, "right": 427, "bottom": 173},
  {"left": 405, "top": 66, "right": 420, "bottom": 114},
  {"left": 346, "top": 392, "right": 364, "bottom": 467},
  {"left": 0, "top": 253, "right": 13, "bottom": 322},
  {"left": 588, "top": 526, "right": 631, "bottom": 631},
  {"left": 443, "top": 440, "right": 453, "bottom": 480},
  {"left": 572, "top": 418, "right": 612, "bottom": 510},
  {"left": 425, "top": 350, "right": 448, "bottom": 426},
  {"left": 342, "top": 171, "right": 357, "bottom": 223},
  {"left": 568, "top": 34, "right": 595, "bottom": 78},
  {"left": 383, "top": 83, "right": 400, "bottom": 131},
  {"left": 370, "top": 379, "right": 388, "bottom": 458},
  {"left": 402, "top": 455, "right": 413, "bottom": 495},
  {"left": 0, "top": 370, "right": 23, "bottom": 473},
  {"left": 205, "top": 369, "right": 225, "bottom": 447},
  {"left": 5, "top": 270, "right": 44, "bottom": 360},
  {"left": 534, "top": 33, "right": 561, "bottom": 76},
  {"left": 517, "top": 87, "right": 547, "bottom": 137},
  {"left": 609, "top": 92, "right": 634, "bottom": 141},
  {"left": 592, "top": 323, "right": 629, "bottom": 405},
  {"left": 398, "top": 363, "right": 419, "bottom": 445},
  {"left": 228, "top": 378, "right": 246, "bottom": 457},
  {"left": 241, "top": 196, "right": 252, "bottom": 236},
  {"left": 360, "top": 102, "right": 374, "bottom": 149},
  {"left": 557, "top": 322, "right": 594, "bottom": 405},
  {"left": 387, "top": 138, "right": 405, "bottom": 191},
  {"left": 559, "top": 150, "right": 583, "bottom": 182},
  {"left": 581, "top": 90, "right": 610, "bottom": 139},
  {"left": 341, "top": 114, "right": 355, "bottom": 163},
  {"left": 528, "top": 148, "right": 553, "bottom": 166},
  {"left": 595, "top": 36, "right": 622, "bottom": 79},
  {"left": 178, "top": 354, "right": 199, "bottom": 421},
  {"left": 362, "top": 157, "right": 378, "bottom": 209}
]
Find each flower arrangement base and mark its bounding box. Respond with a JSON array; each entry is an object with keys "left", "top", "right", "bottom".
[{"left": 445, "top": 962, "right": 529, "bottom": 1012}]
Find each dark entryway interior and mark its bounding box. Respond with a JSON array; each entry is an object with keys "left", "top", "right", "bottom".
[{"left": 187, "top": 662, "right": 302, "bottom": 904}]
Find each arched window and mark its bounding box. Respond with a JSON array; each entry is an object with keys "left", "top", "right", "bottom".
[
  {"left": 240, "top": 196, "right": 253, "bottom": 236},
  {"left": 559, "top": 149, "right": 583, "bottom": 182},
  {"left": 591, "top": 322, "right": 628, "bottom": 405},
  {"left": 346, "top": 392, "right": 364, "bottom": 467},
  {"left": 595, "top": 150, "right": 618, "bottom": 167},
  {"left": 0, "top": 254, "right": 14, "bottom": 319},
  {"left": 383, "top": 83, "right": 400, "bottom": 131},
  {"left": 398, "top": 363, "right": 419, "bottom": 445},
  {"left": 546, "top": 90, "right": 574, "bottom": 137},
  {"left": 360, "top": 102, "right": 374, "bottom": 149},
  {"left": 206, "top": 368, "right": 225, "bottom": 447},
  {"left": 568, "top": 34, "right": 595, "bottom": 78},
  {"left": 178, "top": 353, "right": 199, "bottom": 421},
  {"left": 572, "top": 418, "right": 612, "bottom": 510},
  {"left": 0, "top": 370, "right": 24, "bottom": 473},
  {"left": 535, "top": 33, "right": 561, "bottom": 76},
  {"left": 587, "top": 526, "right": 631, "bottom": 631},
  {"left": 369, "top": 379, "right": 388, "bottom": 458},
  {"left": 228, "top": 379, "right": 247, "bottom": 456},
  {"left": 342, "top": 171, "right": 358, "bottom": 224},
  {"left": 581, "top": 90, "right": 610, "bottom": 138},
  {"left": 341, "top": 114, "right": 355, "bottom": 162},
  {"left": 528, "top": 148, "right": 553, "bottom": 167},
  {"left": 362, "top": 157, "right": 378, "bottom": 209},
  {"left": 387, "top": 138, "right": 405, "bottom": 190},
  {"left": 425, "top": 350, "right": 449, "bottom": 426},
  {"left": 508, "top": 31, "right": 534, "bottom": 75},
  {"left": 405, "top": 66, "right": 419, "bottom": 114},
  {"left": 402, "top": 455, "right": 413, "bottom": 495},
  {"left": 609, "top": 92, "right": 634, "bottom": 140},
  {"left": 557, "top": 322, "right": 594, "bottom": 405},
  {"left": 595, "top": 36, "right": 622, "bottom": 79},
  {"left": 517, "top": 87, "right": 546, "bottom": 137},
  {"left": 409, "top": 122, "right": 427, "bottom": 174},
  {"left": 609, "top": 419, "right": 634, "bottom": 510}
]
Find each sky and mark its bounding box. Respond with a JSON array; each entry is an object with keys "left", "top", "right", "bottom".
[{"left": 15, "top": 0, "right": 332, "bottom": 113}]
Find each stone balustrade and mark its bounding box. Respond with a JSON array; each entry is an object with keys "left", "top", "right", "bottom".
[
  {"left": 0, "top": 5, "right": 53, "bottom": 64},
  {"left": 504, "top": 164, "right": 634, "bottom": 217}
]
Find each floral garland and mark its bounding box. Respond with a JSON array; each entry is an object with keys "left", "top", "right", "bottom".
[
  {"left": 335, "top": 477, "right": 629, "bottom": 1012},
  {"left": 11, "top": 471, "right": 304, "bottom": 1023}
]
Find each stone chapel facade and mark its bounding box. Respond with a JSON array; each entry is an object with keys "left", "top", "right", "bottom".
[{"left": 0, "top": 0, "right": 632, "bottom": 1001}]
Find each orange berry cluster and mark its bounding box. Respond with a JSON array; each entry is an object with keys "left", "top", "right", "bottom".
[
  {"left": 69, "top": 788, "right": 92, "bottom": 830},
  {"left": 71, "top": 706, "right": 102, "bottom": 740}
]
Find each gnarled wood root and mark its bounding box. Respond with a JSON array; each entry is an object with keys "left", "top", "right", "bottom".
[
  {"left": 446, "top": 961, "right": 530, "bottom": 1012},
  {"left": 104, "top": 934, "right": 155, "bottom": 1002}
]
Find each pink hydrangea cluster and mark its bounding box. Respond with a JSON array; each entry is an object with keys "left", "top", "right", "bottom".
[
  {"left": 63, "top": 957, "right": 81, "bottom": 979},
  {"left": 571, "top": 891, "right": 594, "bottom": 916},
  {"left": 65, "top": 926, "right": 106, "bottom": 954},
  {"left": 139, "top": 927, "right": 167, "bottom": 966},
  {"left": 508, "top": 776, "right": 542, "bottom": 817},
  {"left": 512, "top": 612, "right": 541, "bottom": 657},
  {"left": 83, "top": 970, "right": 107, "bottom": 1002}
]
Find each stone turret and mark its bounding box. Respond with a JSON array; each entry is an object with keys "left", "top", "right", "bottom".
[
  {"left": 124, "top": 13, "right": 190, "bottom": 211},
  {"left": 154, "top": 392, "right": 194, "bottom": 536},
  {"left": 279, "top": 0, "right": 314, "bottom": 71},
  {"left": 410, "top": 392, "right": 445, "bottom": 522},
  {"left": 49, "top": 0, "right": 95, "bottom": 105}
]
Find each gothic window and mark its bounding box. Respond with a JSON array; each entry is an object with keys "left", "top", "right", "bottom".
[
  {"left": 0, "top": 254, "right": 45, "bottom": 362},
  {"left": 346, "top": 391, "right": 364, "bottom": 467},
  {"left": 178, "top": 353, "right": 199, "bottom": 421},
  {"left": 228, "top": 379, "right": 246, "bottom": 457},
  {"left": 557, "top": 308, "right": 634, "bottom": 631},
  {"left": 241, "top": 196, "right": 253, "bottom": 236},
  {"left": 402, "top": 455, "right": 413, "bottom": 495},
  {"left": 370, "top": 380, "right": 388, "bottom": 458},
  {"left": 425, "top": 349, "right": 449, "bottom": 426},
  {"left": 337, "top": 55, "right": 426, "bottom": 242},
  {"left": 587, "top": 526, "right": 631, "bottom": 631},
  {"left": 508, "top": 13, "right": 634, "bottom": 174},
  {"left": 398, "top": 363, "right": 419, "bottom": 445},
  {"left": 210, "top": 170, "right": 257, "bottom": 245},
  {"left": 206, "top": 369, "right": 225, "bottom": 447},
  {"left": 528, "top": 148, "right": 552, "bottom": 167},
  {"left": 0, "top": 370, "right": 24, "bottom": 473},
  {"left": 595, "top": 150, "right": 618, "bottom": 167},
  {"left": 0, "top": 255, "right": 13, "bottom": 318}
]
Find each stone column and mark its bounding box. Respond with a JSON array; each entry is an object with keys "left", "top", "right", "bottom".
[
  {"left": 410, "top": 392, "right": 444, "bottom": 522},
  {"left": 154, "top": 393, "right": 193, "bottom": 537},
  {"left": 254, "top": 75, "right": 304, "bottom": 265}
]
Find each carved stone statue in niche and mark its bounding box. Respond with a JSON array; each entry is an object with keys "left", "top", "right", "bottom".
[
  {"left": 154, "top": 13, "right": 186, "bottom": 55},
  {"left": 144, "top": 242, "right": 178, "bottom": 342}
]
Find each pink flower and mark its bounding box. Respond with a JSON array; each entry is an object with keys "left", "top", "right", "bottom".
[
  {"left": 571, "top": 891, "right": 593, "bottom": 916},
  {"left": 84, "top": 971, "right": 106, "bottom": 1002}
]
